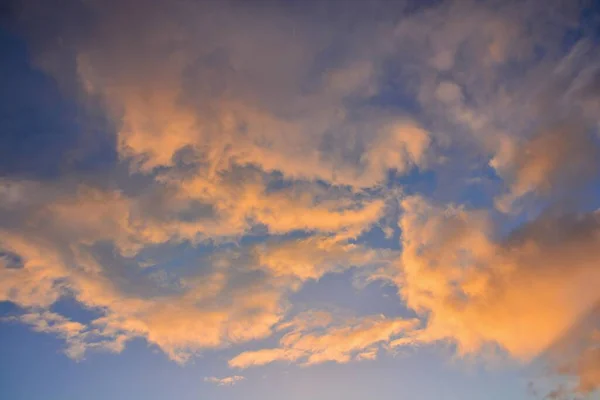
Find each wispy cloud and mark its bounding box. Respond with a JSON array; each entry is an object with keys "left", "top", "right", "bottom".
[
  {"left": 204, "top": 375, "right": 245, "bottom": 386},
  {"left": 229, "top": 311, "right": 419, "bottom": 368}
]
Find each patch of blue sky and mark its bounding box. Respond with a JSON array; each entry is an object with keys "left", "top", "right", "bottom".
[{"left": 0, "top": 28, "right": 116, "bottom": 181}]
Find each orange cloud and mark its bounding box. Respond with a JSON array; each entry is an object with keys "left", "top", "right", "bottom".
[
  {"left": 61, "top": 0, "right": 431, "bottom": 190},
  {"left": 394, "top": 196, "right": 600, "bottom": 362},
  {"left": 255, "top": 236, "right": 392, "bottom": 281},
  {"left": 0, "top": 179, "right": 390, "bottom": 363},
  {"left": 229, "top": 311, "right": 419, "bottom": 368},
  {"left": 204, "top": 375, "right": 245, "bottom": 386}
]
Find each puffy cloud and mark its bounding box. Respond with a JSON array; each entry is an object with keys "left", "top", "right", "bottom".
[
  {"left": 204, "top": 375, "right": 245, "bottom": 386},
  {"left": 0, "top": 176, "right": 389, "bottom": 363},
  {"left": 395, "top": 196, "right": 600, "bottom": 364},
  {"left": 0, "top": 0, "right": 405, "bottom": 362},
  {"left": 229, "top": 311, "right": 419, "bottom": 368},
  {"left": 16, "top": 0, "right": 428, "bottom": 189},
  {"left": 1, "top": 235, "right": 273, "bottom": 363}
]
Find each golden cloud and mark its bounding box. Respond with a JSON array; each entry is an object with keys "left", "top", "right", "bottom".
[
  {"left": 395, "top": 196, "right": 600, "bottom": 363},
  {"left": 229, "top": 311, "right": 419, "bottom": 368}
]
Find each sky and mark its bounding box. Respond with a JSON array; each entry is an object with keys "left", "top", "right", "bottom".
[{"left": 1, "top": 0, "right": 600, "bottom": 399}]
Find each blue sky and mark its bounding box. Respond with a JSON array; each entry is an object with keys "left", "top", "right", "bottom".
[{"left": 1, "top": 1, "right": 600, "bottom": 399}]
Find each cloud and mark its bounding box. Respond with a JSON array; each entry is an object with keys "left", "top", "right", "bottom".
[
  {"left": 2, "top": 1, "right": 600, "bottom": 397},
  {"left": 395, "top": 196, "right": 600, "bottom": 366},
  {"left": 18, "top": 0, "right": 428, "bottom": 189},
  {"left": 229, "top": 311, "right": 419, "bottom": 368},
  {"left": 5, "top": 311, "right": 128, "bottom": 360},
  {"left": 255, "top": 236, "right": 394, "bottom": 281},
  {"left": 572, "top": 345, "right": 600, "bottom": 395},
  {"left": 204, "top": 375, "right": 245, "bottom": 386},
  {"left": 492, "top": 122, "right": 600, "bottom": 213},
  {"left": 0, "top": 0, "right": 409, "bottom": 364},
  {"left": 0, "top": 179, "right": 390, "bottom": 363}
]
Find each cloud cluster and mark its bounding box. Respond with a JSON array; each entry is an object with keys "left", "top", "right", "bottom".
[
  {"left": 2, "top": 0, "right": 600, "bottom": 397},
  {"left": 35, "top": 0, "right": 429, "bottom": 189},
  {"left": 2, "top": 0, "right": 419, "bottom": 365},
  {"left": 0, "top": 184, "right": 389, "bottom": 362},
  {"left": 394, "top": 197, "right": 600, "bottom": 360}
]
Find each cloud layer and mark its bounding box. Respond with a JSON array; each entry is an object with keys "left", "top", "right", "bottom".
[{"left": 2, "top": 0, "right": 600, "bottom": 398}]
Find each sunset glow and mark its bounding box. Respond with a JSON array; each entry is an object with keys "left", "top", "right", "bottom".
[{"left": 1, "top": 1, "right": 600, "bottom": 399}]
